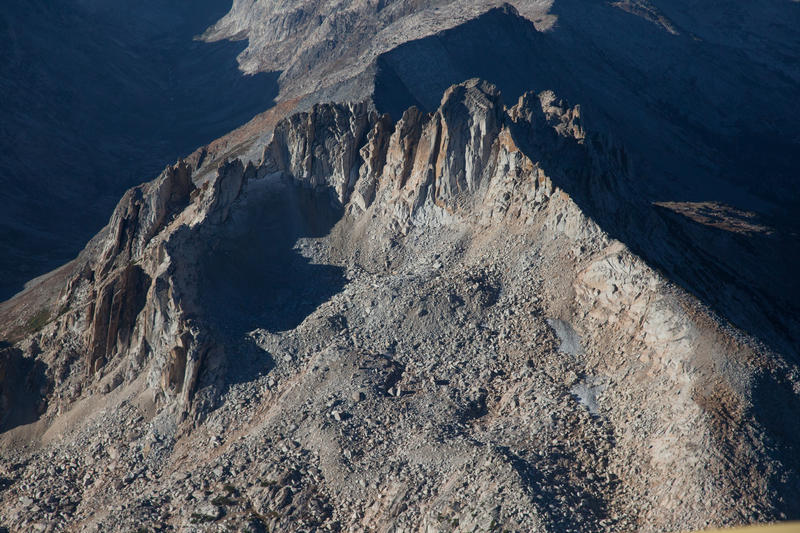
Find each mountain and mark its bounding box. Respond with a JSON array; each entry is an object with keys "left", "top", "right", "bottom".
[{"left": 1, "top": 1, "right": 799, "bottom": 532}]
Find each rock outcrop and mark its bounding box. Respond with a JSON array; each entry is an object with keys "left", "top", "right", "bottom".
[{"left": 1, "top": 79, "right": 798, "bottom": 532}]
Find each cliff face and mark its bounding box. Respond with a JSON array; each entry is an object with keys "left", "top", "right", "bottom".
[
  {"left": 264, "top": 80, "right": 586, "bottom": 231},
  {"left": 0, "top": 79, "right": 797, "bottom": 532}
]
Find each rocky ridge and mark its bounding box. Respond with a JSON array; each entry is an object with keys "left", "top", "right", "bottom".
[
  {"left": 0, "top": 79, "right": 797, "bottom": 532},
  {"left": 201, "top": 0, "right": 554, "bottom": 97}
]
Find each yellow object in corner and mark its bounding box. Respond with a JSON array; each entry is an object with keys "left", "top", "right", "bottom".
[{"left": 700, "top": 523, "right": 800, "bottom": 533}]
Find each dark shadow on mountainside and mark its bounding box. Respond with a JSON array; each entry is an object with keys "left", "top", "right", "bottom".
[{"left": 0, "top": 0, "right": 279, "bottom": 300}]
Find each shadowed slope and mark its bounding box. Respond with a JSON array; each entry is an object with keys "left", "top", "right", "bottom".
[{"left": 0, "top": 0, "right": 279, "bottom": 300}]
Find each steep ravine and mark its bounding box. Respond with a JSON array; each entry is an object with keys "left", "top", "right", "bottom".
[{"left": 0, "top": 80, "right": 798, "bottom": 532}]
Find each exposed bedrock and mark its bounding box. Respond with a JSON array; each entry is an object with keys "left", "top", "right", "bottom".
[{"left": 0, "top": 80, "right": 798, "bottom": 531}]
